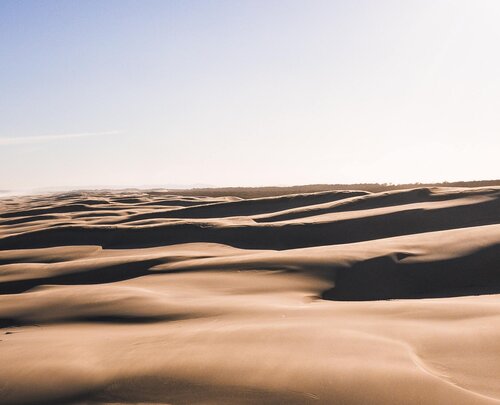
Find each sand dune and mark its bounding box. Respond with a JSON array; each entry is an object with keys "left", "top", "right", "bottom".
[{"left": 1, "top": 186, "right": 500, "bottom": 404}]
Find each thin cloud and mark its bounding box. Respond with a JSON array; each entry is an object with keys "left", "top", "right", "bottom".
[{"left": 0, "top": 130, "right": 122, "bottom": 146}]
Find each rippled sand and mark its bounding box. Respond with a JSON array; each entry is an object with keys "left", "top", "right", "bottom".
[{"left": 1, "top": 186, "right": 499, "bottom": 404}]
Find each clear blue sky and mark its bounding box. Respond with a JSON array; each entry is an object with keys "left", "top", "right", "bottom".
[{"left": 1, "top": 0, "right": 499, "bottom": 190}]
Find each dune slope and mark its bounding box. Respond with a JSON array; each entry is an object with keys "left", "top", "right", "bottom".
[{"left": 0, "top": 187, "right": 500, "bottom": 404}]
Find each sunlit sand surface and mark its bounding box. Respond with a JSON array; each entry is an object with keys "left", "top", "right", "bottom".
[{"left": 1, "top": 186, "right": 500, "bottom": 404}]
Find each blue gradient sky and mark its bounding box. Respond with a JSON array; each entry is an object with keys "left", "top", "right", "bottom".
[{"left": 1, "top": 0, "right": 499, "bottom": 190}]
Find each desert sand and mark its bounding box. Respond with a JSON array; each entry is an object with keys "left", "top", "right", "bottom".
[{"left": 0, "top": 186, "right": 500, "bottom": 404}]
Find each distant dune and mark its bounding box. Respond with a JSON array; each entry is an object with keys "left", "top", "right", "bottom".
[
  {"left": 1, "top": 185, "right": 500, "bottom": 404},
  {"left": 170, "top": 179, "right": 500, "bottom": 198}
]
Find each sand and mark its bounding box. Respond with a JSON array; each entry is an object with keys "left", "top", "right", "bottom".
[{"left": 0, "top": 186, "right": 499, "bottom": 404}]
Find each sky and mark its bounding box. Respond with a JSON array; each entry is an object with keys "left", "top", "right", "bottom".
[{"left": 1, "top": 0, "right": 499, "bottom": 190}]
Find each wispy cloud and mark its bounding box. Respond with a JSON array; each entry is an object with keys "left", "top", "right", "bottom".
[{"left": 0, "top": 130, "right": 122, "bottom": 146}]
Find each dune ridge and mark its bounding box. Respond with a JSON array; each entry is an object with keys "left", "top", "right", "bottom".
[{"left": 1, "top": 186, "right": 500, "bottom": 404}]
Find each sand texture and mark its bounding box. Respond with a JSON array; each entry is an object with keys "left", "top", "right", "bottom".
[{"left": 1, "top": 186, "right": 500, "bottom": 404}]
